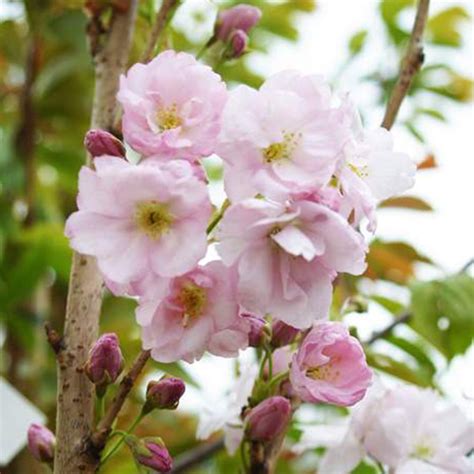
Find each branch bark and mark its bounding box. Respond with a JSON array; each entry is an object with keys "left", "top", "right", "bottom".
[
  {"left": 91, "top": 349, "right": 151, "bottom": 450},
  {"left": 171, "top": 437, "right": 224, "bottom": 473},
  {"left": 53, "top": 4, "right": 138, "bottom": 474},
  {"left": 366, "top": 311, "right": 411, "bottom": 345},
  {"left": 141, "top": 0, "right": 180, "bottom": 63},
  {"left": 381, "top": 0, "right": 430, "bottom": 130}
]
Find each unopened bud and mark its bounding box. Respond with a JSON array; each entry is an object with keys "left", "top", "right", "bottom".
[
  {"left": 144, "top": 377, "right": 186, "bottom": 412},
  {"left": 271, "top": 321, "right": 299, "bottom": 348},
  {"left": 227, "top": 29, "right": 248, "bottom": 58},
  {"left": 215, "top": 4, "right": 262, "bottom": 41},
  {"left": 84, "top": 129, "right": 126, "bottom": 158},
  {"left": 245, "top": 396, "right": 291, "bottom": 442},
  {"left": 85, "top": 333, "right": 123, "bottom": 391},
  {"left": 127, "top": 436, "right": 173, "bottom": 472},
  {"left": 27, "top": 424, "right": 55, "bottom": 463},
  {"left": 243, "top": 313, "right": 267, "bottom": 347}
]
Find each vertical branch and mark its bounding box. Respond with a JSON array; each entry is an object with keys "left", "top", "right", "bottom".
[
  {"left": 53, "top": 3, "right": 138, "bottom": 474},
  {"left": 381, "top": 0, "right": 430, "bottom": 130}
]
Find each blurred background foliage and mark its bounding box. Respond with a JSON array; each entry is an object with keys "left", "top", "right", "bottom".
[{"left": 0, "top": 0, "right": 473, "bottom": 473}]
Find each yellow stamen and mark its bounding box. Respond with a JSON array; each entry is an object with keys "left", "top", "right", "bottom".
[
  {"left": 306, "top": 363, "right": 340, "bottom": 382},
  {"left": 177, "top": 283, "right": 207, "bottom": 324},
  {"left": 135, "top": 201, "right": 173, "bottom": 239},
  {"left": 157, "top": 104, "right": 182, "bottom": 131},
  {"left": 262, "top": 132, "right": 300, "bottom": 163}
]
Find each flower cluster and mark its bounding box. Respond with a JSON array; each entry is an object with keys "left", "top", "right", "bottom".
[{"left": 66, "top": 47, "right": 413, "bottom": 378}]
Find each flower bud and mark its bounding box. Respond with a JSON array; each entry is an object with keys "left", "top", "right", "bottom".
[
  {"left": 243, "top": 313, "right": 266, "bottom": 347},
  {"left": 127, "top": 436, "right": 173, "bottom": 472},
  {"left": 144, "top": 377, "right": 186, "bottom": 412},
  {"left": 84, "top": 129, "right": 126, "bottom": 158},
  {"left": 85, "top": 333, "right": 123, "bottom": 389},
  {"left": 215, "top": 4, "right": 262, "bottom": 41},
  {"left": 271, "top": 321, "right": 299, "bottom": 348},
  {"left": 27, "top": 423, "right": 55, "bottom": 463},
  {"left": 245, "top": 396, "right": 291, "bottom": 442},
  {"left": 227, "top": 29, "right": 248, "bottom": 58}
]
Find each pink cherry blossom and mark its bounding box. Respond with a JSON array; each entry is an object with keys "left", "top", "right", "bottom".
[
  {"left": 138, "top": 261, "right": 249, "bottom": 363},
  {"left": 65, "top": 156, "right": 211, "bottom": 285},
  {"left": 218, "top": 70, "right": 350, "bottom": 201},
  {"left": 336, "top": 101, "right": 416, "bottom": 231},
  {"left": 217, "top": 192, "right": 367, "bottom": 328},
  {"left": 117, "top": 50, "right": 227, "bottom": 159},
  {"left": 289, "top": 322, "right": 372, "bottom": 406},
  {"left": 319, "top": 383, "right": 474, "bottom": 474}
]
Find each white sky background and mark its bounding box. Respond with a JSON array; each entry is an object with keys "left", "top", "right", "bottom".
[{"left": 0, "top": 0, "right": 472, "bottom": 421}]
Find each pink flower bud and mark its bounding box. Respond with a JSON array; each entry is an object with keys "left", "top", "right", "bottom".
[
  {"left": 27, "top": 423, "right": 55, "bottom": 463},
  {"left": 128, "top": 437, "right": 173, "bottom": 472},
  {"left": 84, "top": 129, "right": 126, "bottom": 158},
  {"left": 245, "top": 396, "right": 291, "bottom": 442},
  {"left": 228, "top": 29, "right": 248, "bottom": 58},
  {"left": 144, "top": 377, "right": 186, "bottom": 411},
  {"left": 271, "top": 320, "right": 299, "bottom": 348},
  {"left": 243, "top": 313, "right": 266, "bottom": 347},
  {"left": 216, "top": 4, "right": 262, "bottom": 41},
  {"left": 85, "top": 333, "right": 124, "bottom": 387}
]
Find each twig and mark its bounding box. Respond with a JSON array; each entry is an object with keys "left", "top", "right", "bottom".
[
  {"left": 44, "top": 323, "right": 65, "bottom": 355},
  {"left": 171, "top": 437, "right": 225, "bottom": 473},
  {"left": 141, "top": 0, "right": 180, "bottom": 63},
  {"left": 90, "top": 349, "right": 151, "bottom": 450},
  {"left": 366, "top": 311, "right": 411, "bottom": 345},
  {"left": 381, "top": 0, "right": 430, "bottom": 130},
  {"left": 54, "top": 4, "right": 138, "bottom": 474}
]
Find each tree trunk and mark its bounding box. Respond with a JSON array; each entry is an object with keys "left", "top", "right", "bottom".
[{"left": 53, "top": 4, "right": 137, "bottom": 473}]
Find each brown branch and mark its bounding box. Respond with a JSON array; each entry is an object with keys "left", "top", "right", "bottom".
[
  {"left": 53, "top": 3, "right": 138, "bottom": 474},
  {"left": 90, "top": 349, "right": 151, "bottom": 450},
  {"left": 171, "top": 437, "right": 224, "bottom": 473},
  {"left": 381, "top": 0, "right": 430, "bottom": 130},
  {"left": 141, "top": 0, "right": 180, "bottom": 63}
]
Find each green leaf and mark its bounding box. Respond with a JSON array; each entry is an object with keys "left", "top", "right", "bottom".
[
  {"left": 379, "top": 0, "right": 413, "bottom": 45},
  {"left": 416, "top": 108, "right": 446, "bottom": 122},
  {"left": 405, "top": 122, "right": 425, "bottom": 143},
  {"left": 370, "top": 295, "right": 405, "bottom": 315},
  {"left": 427, "top": 7, "right": 470, "bottom": 47},
  {"left": 410, "top": 274, "right": 474, "bottom": 360},
  {"left": 348, "top": 30, "right": 368, "bottom": 55},
  {"left": 365, "top": 350, "right": 433, "bottom": 387}
]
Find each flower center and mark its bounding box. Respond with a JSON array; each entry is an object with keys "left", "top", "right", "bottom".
[
  {"left": 262, "top": 132, "right": 300, "bottom": 163},
  {"left": 306, "top": 362, "right": 340, "bottom": 382},
  {"left": 135, "top": 201, "right": 173, "bottom": 239},
  {"left": 413, "top": 441, "right": 434, "bottom": 460},
  {"left": 157, "top": 104, "right": 182, "bottom": 131},
  {"left": 177, "top": 283, "right": 207, "bottom": 322}
]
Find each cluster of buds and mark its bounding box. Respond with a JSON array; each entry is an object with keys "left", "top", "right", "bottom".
[
  {"left": 211, "top": 4, "right": 261, "bottom": 59},
  {"left": 85, "top": 333, "right": 124, "bottom": 396},
  {"left": 244, "top": 314, "right": 300, "bottom": 349},
  {"left": 27, "top": 424, "right": 55, "bottom": 464}
]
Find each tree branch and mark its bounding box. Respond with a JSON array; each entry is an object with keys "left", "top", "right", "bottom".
[
  {"left": 53, "top": 4, "right": 138, "bottom": 474},
  {"left": 141, "top": 0, "right": 180, "bottom": 63},
  {"left": 90, "top": 349, "right": 151, "bottom": 450},
  {"left": 381, "top": 0, "right": 430, "bottom": 130},
  {"left": 366, "top": 311, "right": 411, "bottom": 345},
  {"left": 171, "top": 437, "right": 224, "bottom": 473}
]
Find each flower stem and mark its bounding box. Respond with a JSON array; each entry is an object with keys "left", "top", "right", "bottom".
[
  {"left": 100, "top": 411, "right": 145, "bottom": 465},
  {"left": 206, "top": 199, "right": 230, "bottom": 235}
]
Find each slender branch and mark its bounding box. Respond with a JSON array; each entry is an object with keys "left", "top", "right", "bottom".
[
  {"left": 91, "top": 349, "right": 151, "bottom": 450},
  {"left": 53, "top": 4, "right": 138, "bottom": 474},
  {"left": 171, "top": 438, "right": 225, "bottom": 473},
  {"left": 141, "top": 0, "right": 180, "bottom": 63},
  {"left": 366, "top": 311, "right": 411, "bottom": 345},
  {"left": 381, "top": 0, "right": 430, "bottom": 130}
]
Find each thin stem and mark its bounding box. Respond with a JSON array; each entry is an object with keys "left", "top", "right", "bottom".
[
  {"left": 141, "top": 0, "right": 180, "bottom": 63},
  {"left": 381, "top": 0, "right": 430, "bottom": 130},
  {"left": 207, "top": 199, "right": 230, "bottom": 235},
  {"left": 267, "top": 370, "right": 289, "bottom": 392},
  {"left": 101, "top": 411, "right": 145, "bottom": 465},
  {"left": 241, "top": 440, "right": 249, "bottom": 473},
  {"left": 91, "top": 349, "right": 151, "bottom": 450},
  {"left": 171, "top": 438, "right": 224, "bottom": 473}
]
